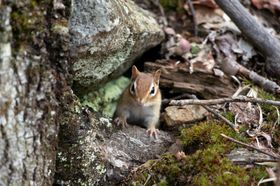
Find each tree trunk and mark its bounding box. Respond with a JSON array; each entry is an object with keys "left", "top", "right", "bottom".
[{"left": 0, "top": 1, "right": 66, "bottom": 185}]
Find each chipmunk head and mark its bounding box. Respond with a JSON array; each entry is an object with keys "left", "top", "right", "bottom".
[{"left": 129, "top": 65, "right": 161, "bottom": 106}]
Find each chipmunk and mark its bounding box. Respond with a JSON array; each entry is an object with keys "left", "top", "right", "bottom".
[{"left": 114, "top": 65, "right": 162, "bottom": 138}]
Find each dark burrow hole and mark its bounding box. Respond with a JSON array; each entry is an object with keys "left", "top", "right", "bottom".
[{"left": 122, "top": 44, "right": 162, "bottom": 77}]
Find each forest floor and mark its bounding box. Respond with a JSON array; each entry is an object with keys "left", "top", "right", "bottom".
[{"left": 81, "top": 0, "right": 280, "bottom": 185}]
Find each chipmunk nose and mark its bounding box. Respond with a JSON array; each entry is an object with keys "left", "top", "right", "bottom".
[{"left": 137, "top": 98, "right": 145, "bottom": 105}]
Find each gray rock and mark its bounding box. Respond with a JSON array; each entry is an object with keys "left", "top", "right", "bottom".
[
  {"left": 55, "top": 111, "right": 174, "bottom": 185},
  {"left": 104, "top": 125, "right": 174, "bottom": 183},
  {"left": 70, "top": 0, "right": 164, "bottom": 89}
]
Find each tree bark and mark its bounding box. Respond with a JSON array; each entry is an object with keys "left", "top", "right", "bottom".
[
  {"left": 0, "top": 2, "right": 63, "bottom": 185},
  {"left": 214, "top": 0, "right": 280, "bottom": 78}
]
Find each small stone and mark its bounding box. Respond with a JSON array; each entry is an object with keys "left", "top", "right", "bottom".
[{"left": 163, "top": 105, "right": 207, "bottom": 127}]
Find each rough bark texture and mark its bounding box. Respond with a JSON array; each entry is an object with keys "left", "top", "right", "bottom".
[
  {"left": 0, "top": 2, "right": 59, "bottom": 185},
  {"left": 70, "top": 0, "right": 165, "bottom": 91}
]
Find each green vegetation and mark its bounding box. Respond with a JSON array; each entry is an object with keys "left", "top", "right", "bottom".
[
  {"left": 258, "top": 88, "right": 279, "bottom": 122},
  {"left": 190, "top": 43, "right": 201, "bottom": 55},
  {"left": 10, "top": 0, "right": 47, "bottom": 49},
  {"left": 257, "top": 88, "right": 280, "bottom": 147},
  {"left": 130, "top": 121, "right": 268, "bottom": 185},
  {"left": 81, "top": 76, "right": 130, "bottom": 117},
  {"left": 159, "top": 0, "right": 184, "bottom": 12}
]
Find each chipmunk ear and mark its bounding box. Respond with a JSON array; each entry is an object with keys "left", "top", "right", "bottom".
[
  {"left": 153, "top": 69, "right": 161, "bottom": 85},
  {"left": 131, "top": 65, "right": 140, "bottom": 80}
]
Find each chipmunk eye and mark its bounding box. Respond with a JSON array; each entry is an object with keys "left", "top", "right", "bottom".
[
  {"left": 150, "top": 86, "right": 155, "bottom": 96},
  {"left": 130, "top": 83, "right": 135, "bottom": 94}
]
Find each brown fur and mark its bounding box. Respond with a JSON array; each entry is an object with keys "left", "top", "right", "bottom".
[{"left": 114, "top": 66, "right": 161, "bottom": 138}]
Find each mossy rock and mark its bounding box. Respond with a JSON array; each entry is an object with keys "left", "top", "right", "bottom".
[{"left": 129, "top": 121, "right": 267, "bottom": 185}]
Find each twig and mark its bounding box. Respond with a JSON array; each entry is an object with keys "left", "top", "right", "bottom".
[
  {"left": 186, "top": 0, "right": 197, "bottom": 36},
  {"left": 189, "top": 95, "right": 238, "bottom": 131},
  {"left": 162, "top": 93, "right": 193, "bottom": 105},
  {"left": 143, "top": 174, "right": 151, "bottom": 186},
  {"left": 203, "top": 105, "right": 238, "bottom": 131},
  {"left": 169, "top": 96, "right": 280, "bottom": 107},
  {"left": 266, "top": 168, "right": 277, "bottom": 185},
  {"left": 232, "top": 159, "right": 278, "bottom": 164},
  {"left": 221, "top": 134, "right": 280, "bottom": 159}
]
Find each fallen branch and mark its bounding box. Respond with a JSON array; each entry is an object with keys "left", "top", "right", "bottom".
[
  {"left": 169, "top": 96, "right": 280, "bottom": 107},
  {"left": 219, "top": 57, "right": 280, "bottom": 95},
  {"left": 221, "top": 134, "right": 280, "bottom": 159},
  {"left": 214, "top": 0, "right": 280, "bottom": 78},
  {"left": 162, "top": 93, "right": 193, "bottom": 105},
  {"left": 238, "top": 65, "right": 280, "bottom": 95}
]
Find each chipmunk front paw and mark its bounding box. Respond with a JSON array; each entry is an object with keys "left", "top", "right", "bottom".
[
  {"left": 114, "top": 117, "right": 128, "bottom": 128},
  {"left": 146, "top": 127, "right": 160, "bottom": 139}
]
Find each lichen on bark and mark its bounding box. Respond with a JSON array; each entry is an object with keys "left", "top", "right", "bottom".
[{"left": 0, "top": 1, "right": 59, "bottom": 184}]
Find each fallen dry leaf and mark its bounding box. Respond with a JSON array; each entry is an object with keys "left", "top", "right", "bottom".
[
  {"left": 192, "top": 0, "right": 218, "bottom": 9},
  {"left": 229, "top": 88, "right": 260, "bottom": 127},
  {"left": 194, "top": 6, "right": 224, "bottom": 25},
  {"left": 189, "top": 45, "right": 215, "bottom": 73},
  {"left": 252, "top": 0, "right": 280, "bottom": 13}
]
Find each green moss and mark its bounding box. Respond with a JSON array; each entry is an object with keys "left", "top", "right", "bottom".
[
  {"left": 80, "top": 76, "right": 130, "bottom": 117},
  {"left": 159, "top": 0, "right": 184, "bottom": 12},
  {"left": 249, "top": 166, "right": 268, "bottom": 181},
  {"left": 130, "top": 121, "right": 267, "bottom": 185},
  {"left": 157, "top": 179, "right": 168, "bottom": 186},
  {"left": 256, "top": 88, "right": 280, "bottom": 145},
  {"left": 180, "top": 121, "right": 246, "bottom": 150},
  {"left": 190, "top": 43, "right": 201, "bottom": 55},
  {"left": 222, "top": 112, "right": 235, "bottom": 123},
  {"left": 258, "top": 88, "right": 279, "bottom": 122},
  {"left": 10, "top": 0, "right": 48, "bottom": 50}
]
